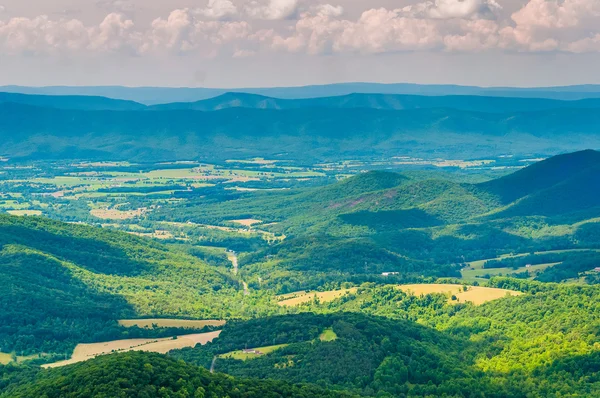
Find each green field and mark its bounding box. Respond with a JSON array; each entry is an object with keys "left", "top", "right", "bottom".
[
  {"left": 219, "top": 344, "right": 289, "bottom": 361},
  {"left": 319, "top": 328, "right": 337, "bottom": 342}
]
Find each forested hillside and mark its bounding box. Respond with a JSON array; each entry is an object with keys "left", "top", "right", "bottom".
[
  {"left": 171, "top": 281, "right": 600, "bottom": 397},
  {"left": 153, "top": 151, "right": 600, "bottom": 291},
  {"left": 2, "top": 101, "right": 600, "bottom": 161},
  {"left": 0, "top": 214, "right": 251, "bottom": 356},
  {"left": 0, "top": 352, "right": 352, "bottom": 398}
]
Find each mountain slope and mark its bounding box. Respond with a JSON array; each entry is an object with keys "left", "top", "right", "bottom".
[
  {"left": 0, "top": 92, "right": 145, "bottom": 111},
  {"left": 0, "top": 214, "right": 238, "bottom": 354},
  {"left": 2, "top": 103, "right": 600, "bottom": 161},
  {"left": 151, "top": 92, "right": 600, "bottom": 113},
  {"left": 4, "top": 83, "right": 600, "bottom": 103},
  {"left": 0, "top": 351, "right": 351, "bottom": 398},
  {"left": 480, "top": 149, "right": 600, "bottom": 203}
]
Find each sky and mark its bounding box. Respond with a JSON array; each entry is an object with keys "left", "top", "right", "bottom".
[{"left": 0, "top": 0, "right": 599, "bottom": 87}]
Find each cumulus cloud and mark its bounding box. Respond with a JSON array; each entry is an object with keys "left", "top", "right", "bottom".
[
  {"left": 197, "top": 0, "right": 238, "bottom": 20},
  {"left": 499, "top": 0, "right": 600, "bottom": 51},
  {"left": 245, "top": 0, "right": 300, "bottom": 20},
  {"left": 402, "top": 0, "right": 502, "bottom": 20},
  {"left": 1, "top": 0, "right": 600, "bottom": 57},
  {"left": 145, "top": 8, "right": 252, "bottom": 54}
]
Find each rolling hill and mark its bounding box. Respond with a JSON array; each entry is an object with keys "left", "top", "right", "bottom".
[
  {"left": 4, "top": 82, "right": 600, "bottom": 103},
  {"left": 0, "top": 351, "right": 350, "bottom": 398},
  {"left": 1, "top": 102, "right": 600, "bottom": 161},
  {"left": 0, "top": 92, "right": 145, "bottom": 111},
  {"left": 0, "top": 214, "right": 241, "bottom": 355},
  {"left": 163, "top": 151, "right": 600, "bottom": 291},
  {"left": 151, "top": 92, "right": 600, "bottom": 113}
]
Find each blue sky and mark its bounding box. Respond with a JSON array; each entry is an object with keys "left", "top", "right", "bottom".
[{"left": 0, "top": 0, "right": 599, "bottom": 87}]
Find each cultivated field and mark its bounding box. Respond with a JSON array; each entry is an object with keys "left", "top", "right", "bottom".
[
  {"left": 90, "top": 207, "right": 148, "bottom": 220},
  {"left": 231, "top": 219, "right": 263, "bottom": 227},
  {"left": 397, "top": 284, "right": 522, "bottom": 305},
  {"left": 277, "top": 288, "right": 358, "bottom": 306},
  {"left": 6, "top": 210, "right": 42, "bottom": 216},
  {"left": 43, "top": 331, "right": 221, "bottom": 369},
  {"left": 118, "top": 319, "right": 226, "bottom": 329}
]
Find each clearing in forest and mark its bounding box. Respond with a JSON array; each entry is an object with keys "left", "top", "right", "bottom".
[
  {"left": 43, "top": 331, "right": 221, "bottom": 369},
  {"left": 277, "top": 288, "right": 358, "bottom": 307},
  {"left": 118, "top": 319, "right": 226, "bottom": 329},
  {"left": 231, "top": 219, "right": 263, "bottom": 227},
  {"left": 319, "top": 328, "right": 338, "bottom": 342},
  {"left": 397, "top": 284, "right": 522, "bottom": 305},
  {"left": 219, "top": 344, "right": 289, "bottom": 361}
]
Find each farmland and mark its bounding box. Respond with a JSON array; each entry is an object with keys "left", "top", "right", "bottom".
[
  {"left": 277, "top": 288, "right": 358, "bottom": 306},
  {"left": 397, "top": 284, "right": 522, "bottom": 305},
  {"left": 43, "top": 331, "right": 222, "bottom": 368}
]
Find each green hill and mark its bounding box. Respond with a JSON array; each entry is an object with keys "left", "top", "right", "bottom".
[
  {"left": 0, "top": 92, "right": 145, "bottom": 111},
  {"left": 480, "top": 150, "right": 600, "bottom": 203},
  {"left": 0, "top": 351, "right": 350, "bottom": 398},
  {"left": 151, "top": 92, "right": 600, "bottom": 113},
  {"left": 0, "top": 214, "right": 241, "bottom": 355},
  {"left": 2, "top": 102, "right": 600, "bottom": 161}
]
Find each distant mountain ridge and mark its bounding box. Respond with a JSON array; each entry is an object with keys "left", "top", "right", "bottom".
[
  {"left": 3, "top": 82, "right": 600, "bottom": 104},
  {"left": 149, "top": 92, "right": 600, "bottom": 113},
  {"left": 0, "top": 92, "right": 145, "bottom": 111},
  {"left": 5, "top": 90, "right": 600, "bottom": 112},
  {"left": 1, "top": 102, "right": 599, "bottom": 161}
]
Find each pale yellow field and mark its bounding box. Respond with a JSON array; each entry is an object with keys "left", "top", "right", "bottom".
[
  {"left": 7, "top": 210, "right": 42, "bottom": 216},
  {"left": 118, "top": 319, "right": 226, "bottom": 329},
  {"left": 231, "top": 219, "right": 263, "bottom": 227},
  {"left": 278, "top": 288, "right": 358, "bottom": 307},
  {"left": 43, "top": 331, "right": 221, "bottom": 369},
  {"left": 0, "top": 353, "right": 12, "bottom": 365},
  {"left": 397, "top": 284, "right": 522, "bottom": 305},
  {"left": 90, "top": 208, "right": 147, "bottom": 220}
]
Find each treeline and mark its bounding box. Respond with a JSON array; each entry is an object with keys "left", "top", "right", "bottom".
[{"left": 0, "top": 352, "right": 354, "bottom": 398}]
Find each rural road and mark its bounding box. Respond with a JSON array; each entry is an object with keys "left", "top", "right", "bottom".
[
  {"left": 227, "top": 251, "right": 239, "bottom": 275},
  {"left": 228, "top": 251, "right": 249, "bottom": 296}
]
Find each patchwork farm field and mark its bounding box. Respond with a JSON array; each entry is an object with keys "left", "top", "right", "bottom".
[
  {"left": 277, "top": 288, "right": 358, "bottom": 306},
  {"left": 397, "top": 284, "right": 522, "bottom": 305},
  {"left": 43, "top": 331, "right": 222, "bottom": 369}
]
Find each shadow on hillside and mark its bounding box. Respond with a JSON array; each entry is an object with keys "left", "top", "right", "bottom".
[{"left": 0, "top": 222, "right": 155, "bottom": 276}]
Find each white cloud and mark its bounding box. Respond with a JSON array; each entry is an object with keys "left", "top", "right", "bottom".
[
  {"left": 0, "top": 5, "right": 5, "bottom": 14},
  {"left": 197, "top": 0, "right": 238, "bottom": 20},
  {"left": 312, "top": 4, "right": 344, "bottom": 17},
  {"left": 2, "top": 1, "right": 600, "bottom": 57},
  {"left": 145, "top": 8, "right": 252, "bottom": 54},
  {"left": 245, "top": 0, "right": 299, "bottom": 20},
  {"left": 402, "top": 0, "right": 502, "bottom": 20}
]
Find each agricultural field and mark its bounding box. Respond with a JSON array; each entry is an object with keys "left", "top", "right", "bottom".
[
  {"left": 118, "top": 319, "right": 226, "bottom": 329},
  {"left": 43, "top": 331, "right": 222, "bottom": 369},
  {"left": 277, "top": 288, "right": 358, "bottom": 307},
  {"left": 397, "top": 284, "right": 522, "bottom": 305}
]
